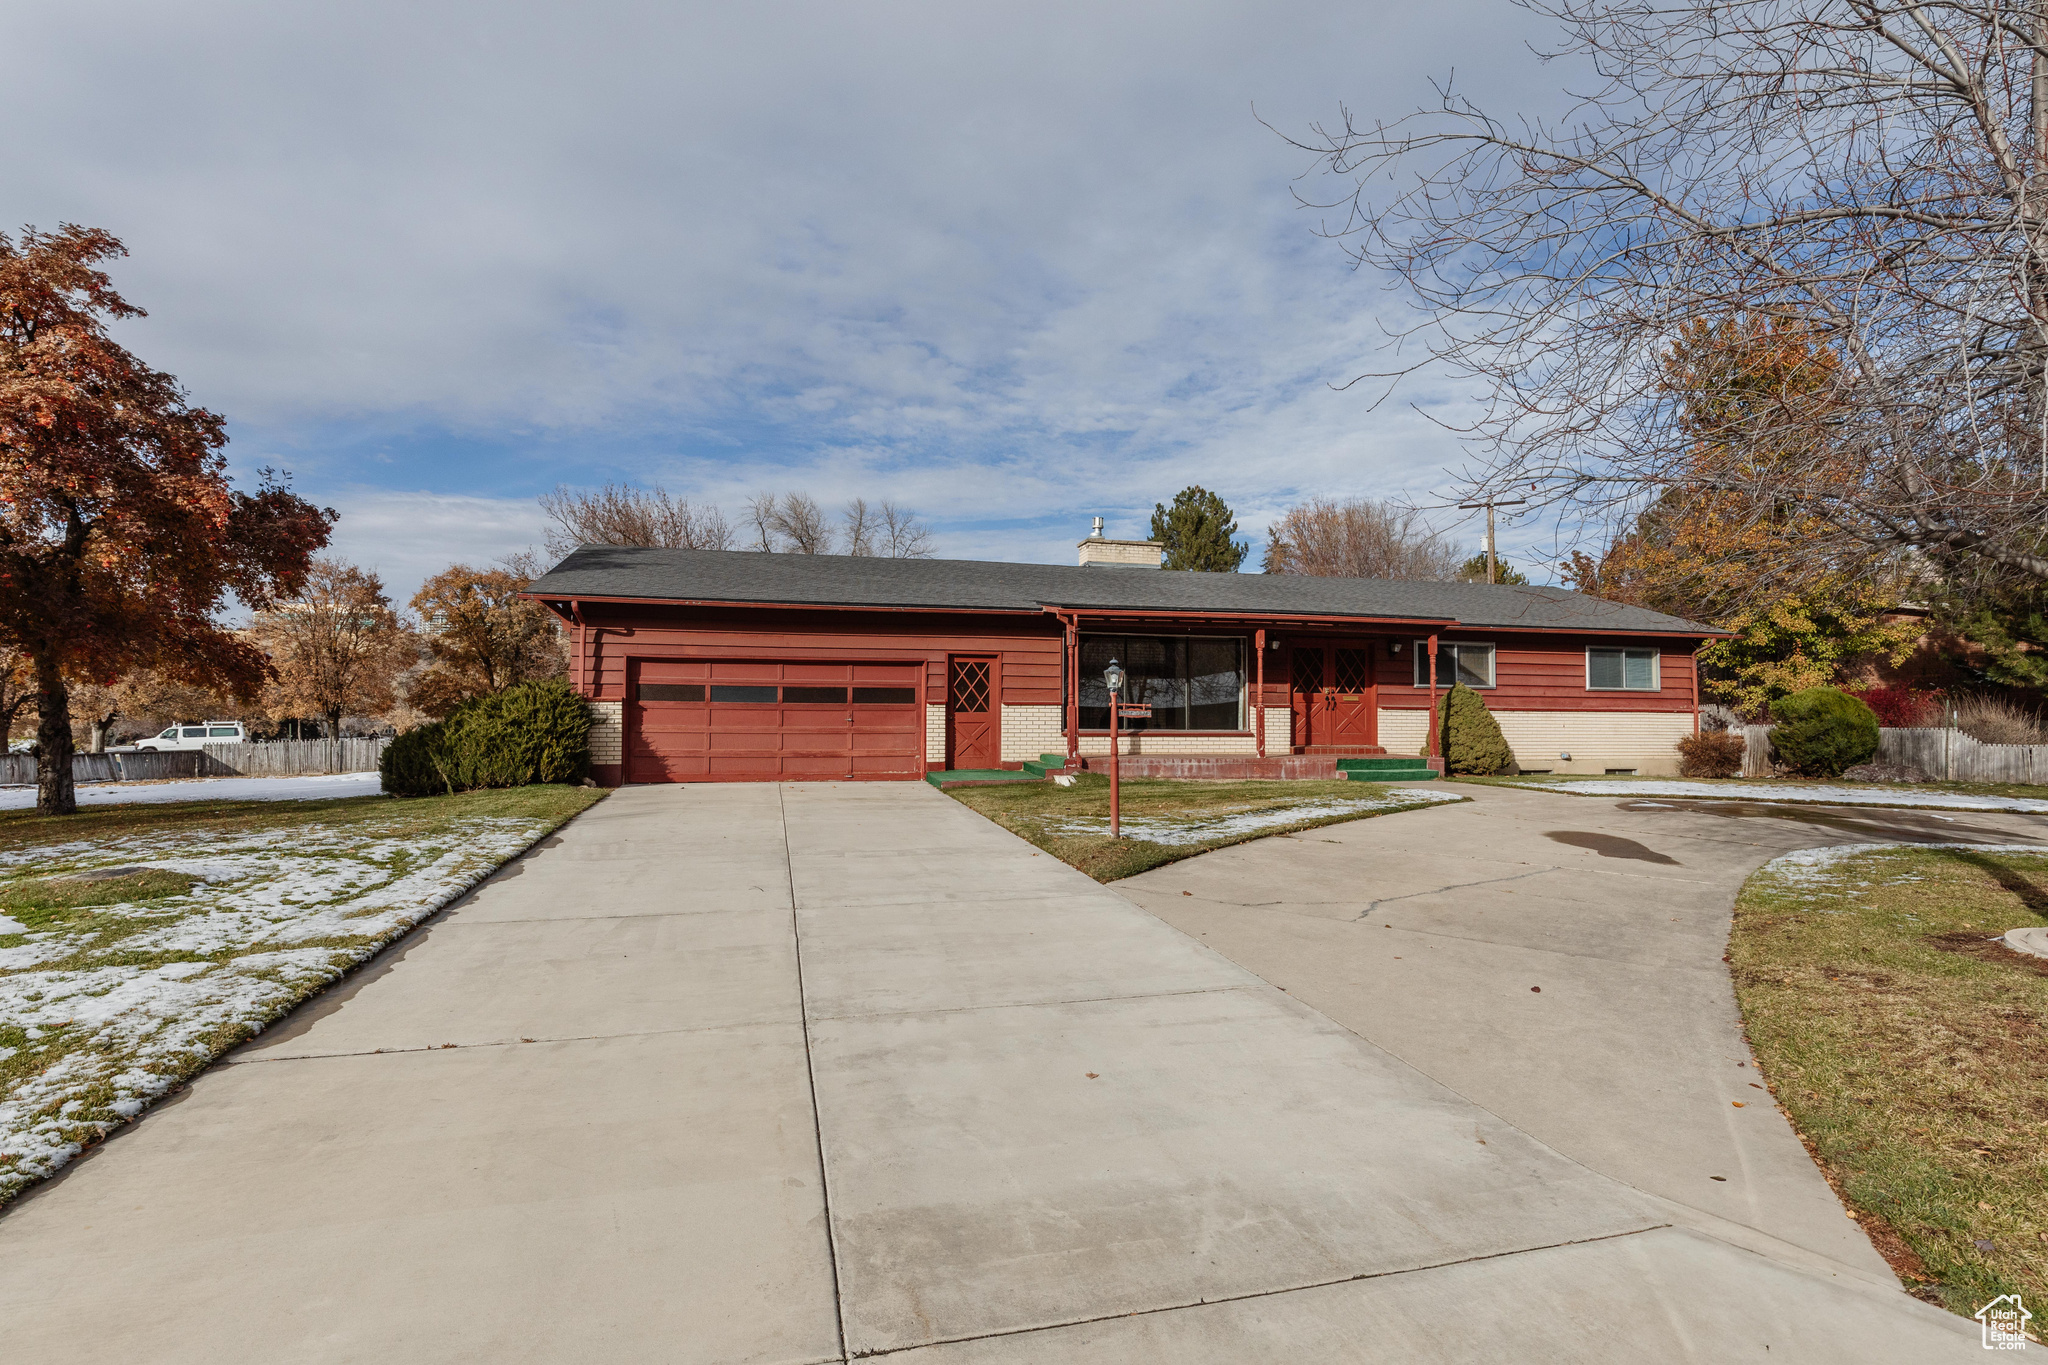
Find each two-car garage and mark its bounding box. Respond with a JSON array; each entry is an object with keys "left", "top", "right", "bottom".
[{"left": 625, "top": 659, "right": 925, "bottom": 782}]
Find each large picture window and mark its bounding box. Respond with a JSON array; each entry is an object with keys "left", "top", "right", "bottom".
[
  {"left": 1587, "top": 647, "right": 1659, "bottom": 691},
  {"left": 1412, "top": 641, "right": 1495, "bottom": 689},
  {"left": 1079, "top": 635, "right": 1245, "bottom": 731}
]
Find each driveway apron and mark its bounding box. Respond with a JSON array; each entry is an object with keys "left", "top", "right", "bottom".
[{"left": 0, "top": 782, "right": 1985, "bottom": 1361}]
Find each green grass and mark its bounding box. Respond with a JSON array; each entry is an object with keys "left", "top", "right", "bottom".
[
  {"left": 0, "top": 783, "right": 605, "bottom": 1205},
  {"left": 947, "top": 771, "right": 1461, "bottom": 881},
  {"left": 1731, "top": 845, "right": 2048, "bottom": 1321}
]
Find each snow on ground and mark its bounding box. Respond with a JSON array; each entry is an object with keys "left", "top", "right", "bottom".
[
  {"left": 1758, "top": 841, "right": 2048, "bottom": 888},
  {"left": 0, "top": 772, "right": 383, "bottom": 809},
  {"left": 0, "top": 811, "right": 551, "bottom": 1201},
  {"left": 1045, "top": 788, "right": 1464, "bottom": 846},
  {"left": 1497, "top": 779, "right": 2048, "bottom": 813}
]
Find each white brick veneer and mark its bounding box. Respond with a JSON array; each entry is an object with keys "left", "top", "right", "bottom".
[
  {"left": 1261, "top": 707, "right": 1290, "bottom": 752},
  {"left": 1378, "top": 707, "right": 1693, "bottom": 775},
  {"left": 1001, "top": 705, "right": 1065, "bottom": 762},
  {"left": 1072, "top": 707, "right": 1292, "bottom": 757},
  {"left": 926, "top": 704, "right": 946, "bottom": 762},
  {"left": 588, "top": 700, "right": 623, "bottom": 764}
]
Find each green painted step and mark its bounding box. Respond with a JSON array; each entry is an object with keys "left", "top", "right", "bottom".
[
  {"left": 924, "top": 768, "right": 1046, "bottom": 788},
  {"left": 1337, "top": 756, "right": 1432, "bottom": 771},
  {"left": 1343, "top": 767, "right": 1438, "bottom": 783},
  {"left": 1021, "top": 754, "right": 1071, "bottom": 777}
]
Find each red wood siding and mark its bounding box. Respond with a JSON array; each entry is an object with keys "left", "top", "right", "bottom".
[
  {"left": 578, "top": 605, "right": 1064, "bottom": 707},
  {"left": 1368, "top": 632, "right": 1695, "bottom": 712}
]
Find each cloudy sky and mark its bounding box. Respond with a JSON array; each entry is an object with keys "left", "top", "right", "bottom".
[{"left": 7, "top": 0, "right": 1572, "bottom": 601}]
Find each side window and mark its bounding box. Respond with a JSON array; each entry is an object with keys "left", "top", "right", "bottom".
[
  {"left": 207, "top": 726, "right": 239, "bottom": 738},
  {"left": 181, "top": 727, "right": 206, "bottom": 738},
  {"left": 159, "top": 728, "right": 178, "bottom": 739},
  {"left": 1587, "top": 647, "right": 1660, "bottom": 691},
  {"left": 1412, "top": 641, "right": 1495, "bottom": 688}
]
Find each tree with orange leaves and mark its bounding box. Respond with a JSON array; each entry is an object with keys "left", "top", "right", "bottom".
[
  {"left": 1566, "top": 317, "right": 1916, "bottom": 716},
  {"left": 0, "top": 225, "right": 334, "bottom": 813}
]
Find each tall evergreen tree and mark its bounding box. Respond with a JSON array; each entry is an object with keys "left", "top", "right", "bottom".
[{"left": 1150, "top": 486, "right": 1248, "bottom": 572}]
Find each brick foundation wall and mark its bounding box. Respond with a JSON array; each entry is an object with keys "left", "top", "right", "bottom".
[
  {"left": 588, "top": 700, "right": 623, "bottom": 764},
  {"left": 1378, "top": 707, "right": 1693, "bottom": 775},
  {"left": 926, "top": 704, "right": 946, "bottom": 763},
  {"left": 1001, "top": 705, "right": 1064, "bottom": 761}
]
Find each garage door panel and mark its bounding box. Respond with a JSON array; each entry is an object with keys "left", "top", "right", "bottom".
[{"left": 627, "top": 659, "right": 924, "bottom": 783}]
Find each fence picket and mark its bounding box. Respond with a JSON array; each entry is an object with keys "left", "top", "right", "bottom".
[
  {"left": 0, "top": 738, "right": 389, "bottom": 788},
  {"left": 1735, "top": 725, "right": 2048, "bottom": 784}
]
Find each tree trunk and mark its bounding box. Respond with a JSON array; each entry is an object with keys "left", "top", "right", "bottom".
[{"left": 33, "top": 653, "right": 76, "bottom": 816}]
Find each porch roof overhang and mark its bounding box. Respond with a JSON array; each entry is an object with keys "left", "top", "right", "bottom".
[{"left": 1040, "top": 605, "right": 1459, "bottom": 632}]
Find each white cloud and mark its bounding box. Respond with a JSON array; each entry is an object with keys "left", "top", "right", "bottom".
[{"left": 4, "top": 0, "right": 1574, "bottom": 578}]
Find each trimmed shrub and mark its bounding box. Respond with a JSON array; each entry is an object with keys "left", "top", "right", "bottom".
[
  {"left": 1769, "top": 687, "right": 1879, "bottom": 778},
  {"left": 380, "top": 680, "right": 591, "bottom": 797},
  {"left": 1439, "top": 683, "right": 1515, "bottom": 775},
  {"left": 380, "top": 720, "right": 454, "bottom": 797},
  {"left": 1676, "top": 729, "right": 1746, "bottom": 778}
]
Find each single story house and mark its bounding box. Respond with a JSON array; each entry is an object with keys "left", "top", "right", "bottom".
[{"left": 524, "top": 527, "right": 1723, "bottom": 785}]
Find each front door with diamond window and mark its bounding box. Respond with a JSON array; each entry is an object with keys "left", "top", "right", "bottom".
[
  {"left": 1289, "top": 642, "right": 1377, "bottom": 749},
  {"left": 1326, "top": 647, "right": 1377, "bottom": 747},
  {"left": 946, "top": 657, "right": 998, "bottom": 769}
]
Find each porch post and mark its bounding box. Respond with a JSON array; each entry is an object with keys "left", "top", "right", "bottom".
[
  {"left": 1064, "top": 615, "right": 1080, "bottom": 763},
  {"left": 1426, "top": 632, "right": 1440, "bottom": 759},
  {"left": 1690, "top": 644, "right": 1701, "bottom": 734},
  {"left": 1254, "top": 628, "right": 1266, "bottom": 757}
]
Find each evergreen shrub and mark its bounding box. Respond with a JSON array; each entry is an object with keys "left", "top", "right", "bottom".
[
  {"left": 1439, "top": 683, "right": 1515, "bottom": 775},
  {"left": 1769, "top": 687, "right": 1879, "bottom": 777},
  {"left": 380, "top": 680, "right": 592, "bottom": 797}
]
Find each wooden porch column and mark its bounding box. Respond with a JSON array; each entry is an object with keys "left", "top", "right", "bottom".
[
  {"left": 1254, "top": 628, "right": 1266, "bottom": 758},
  {"left": 1064, "top": 614, "right": 1080, "bottom": 762},
  {"left": 1425, "top": 632, "right": 1440, "bottom": 759},
  {"left": 1691, "top": 643, "right": 1701, "bottom": 734}
]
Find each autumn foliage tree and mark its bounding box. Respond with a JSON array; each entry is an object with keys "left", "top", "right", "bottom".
[
  {"left": 407, "top": 559, "right": 564, "bottom": 718},
  {"left": 0, "top": 226, "right": 333, "bottom": 813},
  {"left": 1563, "top": 318, "right": 1917, "bottom": 716},
  {"left": 248, "top": 558, "right": 415, "bottom": 738}
]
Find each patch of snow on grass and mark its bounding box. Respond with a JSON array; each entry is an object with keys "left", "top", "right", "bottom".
[
  {"left": 0, "top": 772, "right": 382, "bottom": 810},
  {"left": 1761, "top": 842, "right": 2048, "bottom": 889},
  {"left": 1499, "top": 779, "right": 2048, "bottom": 813},
  {"left": 1045, "top": 789, "right": 1463, "bottom": 846},
  {"left": 0, "top": 814, "right": 549, "bottom": 1201}
]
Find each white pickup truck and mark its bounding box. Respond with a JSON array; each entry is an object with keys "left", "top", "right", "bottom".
[{"left": 134, "top": 721, "right": 247, "bottom": 751}]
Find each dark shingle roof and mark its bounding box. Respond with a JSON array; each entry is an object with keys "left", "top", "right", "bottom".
[{"left": 528, "top": 545, "right": 1720, "bottom": 636}]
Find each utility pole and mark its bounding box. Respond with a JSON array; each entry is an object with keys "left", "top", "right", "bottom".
[{"left": 1458, "top": 498, "right": 1528, "bottom": 584}]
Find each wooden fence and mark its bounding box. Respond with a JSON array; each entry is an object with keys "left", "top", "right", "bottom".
[
  {"left": 1737, "top": 725, "right": 2048, "bottom": 783},
  {"left": 0, "top": 738, "right": 389, "bottom": 787}
]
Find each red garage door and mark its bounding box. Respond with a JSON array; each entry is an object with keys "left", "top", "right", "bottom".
[{"left": 627, "top": 659, "right": 925, "bottom": 782}]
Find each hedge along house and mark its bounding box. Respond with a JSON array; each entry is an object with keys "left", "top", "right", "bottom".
[{"left": 524, "top": 527, "right": 1724, "bottom": 786}]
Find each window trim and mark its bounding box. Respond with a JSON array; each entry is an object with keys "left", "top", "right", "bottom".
[
  {"left": 1077, "top": 631, "right": 1249, "bottom": 733},
  {"left": 1584, "top": 646, "right": 1662, "bottom": 692},
  {"left": 1411, "top": 639, "right": 1496, "bottom": 690}
]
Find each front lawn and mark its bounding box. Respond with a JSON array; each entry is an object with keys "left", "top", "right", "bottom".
[
  {"left": 1730, "top": 843, "right": 2048, "bottom": 1322},
  {"left": 0, "top": 784, "right": 604, "bottom": 1205},
  {"left": 947, "top": 772, "right": 1462, "bottom": 881}
]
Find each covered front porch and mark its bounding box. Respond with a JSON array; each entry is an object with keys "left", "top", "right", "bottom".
[{"left": 1047, "top": 606, "right": 1458, "bottom": 780}]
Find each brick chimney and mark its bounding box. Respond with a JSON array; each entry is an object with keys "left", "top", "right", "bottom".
[{"left": 1076, "top": 516, "right": 1163, "bottom": 568}]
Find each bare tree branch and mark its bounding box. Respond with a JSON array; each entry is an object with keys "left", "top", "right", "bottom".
[{"left": 1289, "top": 0, "right": 2048, "bottom": 592}]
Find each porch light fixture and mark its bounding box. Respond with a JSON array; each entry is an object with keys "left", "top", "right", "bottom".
[
  {"left": 1103, "top": 659, "right": 1125, "bottom": 695},
  {"left": 1389, "top": 640, "right": 1403, "bottom": 655}
]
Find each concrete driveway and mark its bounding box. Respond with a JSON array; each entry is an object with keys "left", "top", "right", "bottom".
[{"left": 0, "top": 782, "right": 1996, "bottom": 1361}]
